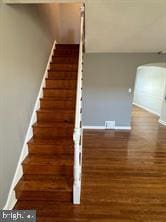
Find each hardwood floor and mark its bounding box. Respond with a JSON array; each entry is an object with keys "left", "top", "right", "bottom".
[{"left": 15, "top": 105, "right": 166, "bottom": 221}]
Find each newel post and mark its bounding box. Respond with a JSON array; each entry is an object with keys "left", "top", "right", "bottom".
[{"left": 73, "top": 128, "right": 81, "bottom": 204}]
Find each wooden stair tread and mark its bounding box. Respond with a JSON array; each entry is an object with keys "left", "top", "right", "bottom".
[
  {"left": 53, "top": 54, "right": 78, "bottom": 58},
  {"left": 43, "top": 88, "right": 75, "bottom": 90},
  {"left": 33, "top": 122, "right": 74, "bottom": 128},
  {"left": 36, "top": 108, "right": 75, "bottom": 123},
  {"left": 14, "top": 200, "right": 73, "bottom": 210},
  {"left": 23, "top": 154, "right": 73, "bottom": 166},
  {"left": 47, "top": 77, "right": 77, "bottom": 81},
  {"left": 14, "top": 201, "right": 76, "bottom": 219},
  {"left": 36, "top": 108, "right": 75, "bottom": 115},
  {"left": 51, "top": 63, "right": 78, "bottom": 65},
  {"left": 15, "top": 176, "right": 72, "bottom": 192},
  {"left": 50, "top": 61, "right": 78, "bottom": 64},
  {"left": 49, "top": 64, "right": 78, "bottom": 70},
  {"left": 43, "top": 88, "right": 76, "bottom": 99},
  {"left": 14, "top": 201, "right": 77, "bottom": 219},
  {"left": 48, "top": 71, "right": 77, "bottom": 74},
  {"left": 40, "top": 97, "right": 75, "bottom": 100},
  {"left": 43, "top": 88, "right": 75, "bottom": 92},
  {"left": 22, "top": 154, "right": 73, "bottom": 175},
  {"left": 41, "top": 97, "right": 75, "bottom": 101},
  {"left": 40, "top": 99, "right": 75, "bottom": 111},
  {"left": 28, "top": 138, "right": 73, "bottom": 146},
  {"left": 15, "top": 176, "right": 73, "bottom": 202},
  {"left": 46, "top": 78, "right": 76, "bottom": 81},
  {"left": 47, "top": 71, "right": 77, "bottom": 81},
  {"left": 55, "top": 44, "right": 79, "bottom": 47},
  {"left": 28, "top": 138, "right": 74, "bottom": 155},
  {"left": 51, "top": 59, "right": 78, "bottom": 64}
]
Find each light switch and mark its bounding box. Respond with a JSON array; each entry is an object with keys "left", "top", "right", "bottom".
[{"left": 128, "top": 88, "right": 132, "bottom": 93}]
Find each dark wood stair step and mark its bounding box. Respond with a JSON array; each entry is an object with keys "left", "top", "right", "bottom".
[
  {"left": 22, "top": 154, "right": 73, "bottom": 175},
  {"left": 54, "top": 47, "right": 79, "bottom": 52},
  {"left": 15, "top": 176, "right": 72, "bottom": 202},
  {"left": 37, "top": 109, "right": 75, "bottom": 123},
  {"left": 47, "top": 71, "right": 77, "bottom": 80},
  {"left": 53, "top": 44, "right": 79, "bottom": 57},
  {"left": 49, "top": 64, "right": 78, "bottom": 72},
  {"left": 54, "top": 48, "right": 79, "bottom": 54},
  {"left": 55, "top": 44, "right": 79, "bottom": 49},
  {"left": 40, "top": 98, "right": 75, "bottom": 110},
  {"left": 33, "top": 122, "right": 74, "bottom": 139},
  {"left": 14, "top": 201, "right": 78, "bottom": 218},
  {"left": 46, "top": 79, "right": 77, "bottom": 89},
  {"left": 52, "top": 57, "right": 78, "bottom": 64},
  {"left": 43, "top": 88, "right": 76, "bottom": 99},
  {"left": 28, "top": 138, "right": 73, "bottom": 155},
  {"left": 53, "top": 53, "right": 79, "bottom": 58}
]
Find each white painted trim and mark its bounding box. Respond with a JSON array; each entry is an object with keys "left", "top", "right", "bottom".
[
  {"left": 115, "top": 126, "right": 131, "bottom": 130},
  {"left": 83, "top": 126, "right": 131, "bottom": 130},
  {"left": 83, "top": 126, "right": 105, "bottom": 129},
  {"left": 133, "top": 102, "right": 160, "bottom": 117},
  {"left": 3, "top": 40, "right": 56, "bottom": 210},
  {"left": 159, "top": 119, "right": 166, "bottom": 126}
]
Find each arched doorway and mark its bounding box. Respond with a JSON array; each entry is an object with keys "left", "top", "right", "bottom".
[{"left": 133, "top": 63, "right": 166, "bottom": 125}]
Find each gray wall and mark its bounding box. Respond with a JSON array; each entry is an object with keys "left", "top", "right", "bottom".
[
  {"left": 0, "top": 3, "right": 59, "bottom": 208},
  {"left": 83, "top": 53, "right": 166, "bottom": 127}
]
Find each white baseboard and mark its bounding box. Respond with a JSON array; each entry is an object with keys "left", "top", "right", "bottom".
[
  {"left": 159, "top": 119, "right": 166, "bottom": 126},
  {"left": 3, "top": 40, "right": 56, "bottom": 210},
  {"left": 115, "top": 126, "right": 131, "bottom": 130},
  {"left": 133, "top": 102, "right": 160, "bottom": 117},
  {"left": 83, "top": 126, "right": 105, "bottom": 129},
  {"left": 83, "top": 126, "right": 131, "bottom": 130}
]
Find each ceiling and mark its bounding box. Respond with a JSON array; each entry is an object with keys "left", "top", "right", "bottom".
[{"left": 3, "top": 0, "right": 166, "bottom": 53}]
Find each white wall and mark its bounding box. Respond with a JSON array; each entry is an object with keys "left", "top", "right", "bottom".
[{"left": 133, "top": 65, "right": 166, "bottom": 116}]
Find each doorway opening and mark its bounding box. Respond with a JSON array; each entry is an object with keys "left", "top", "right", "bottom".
[{"left": 132, "top": 63, "right": 166, "bottom": 127}]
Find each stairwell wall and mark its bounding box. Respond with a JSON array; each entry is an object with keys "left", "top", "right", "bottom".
[{"left": 0, "top": 3, "right": 59, "bottom": 208}]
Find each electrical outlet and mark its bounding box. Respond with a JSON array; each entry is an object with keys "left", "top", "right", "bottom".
[{"left": 105, "top": 121, "right": 115, "bottom": 129}]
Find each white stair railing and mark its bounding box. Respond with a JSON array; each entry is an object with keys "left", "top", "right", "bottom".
[{"left": 73, "top": 4, "right": 85, "bottom": 205}]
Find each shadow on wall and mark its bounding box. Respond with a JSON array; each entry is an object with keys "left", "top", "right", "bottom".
[
  {"left": 23, "top": 3, "right": 81, "bottom": 44},
  {"left": 34, "top": 3, "right": 81, "bottom": 44},
  {"left": 5, "top": 3, "right": 80, "bottom": 46},
  {"left": 62, "top": 29, "right": 75, "bottom": 43}
]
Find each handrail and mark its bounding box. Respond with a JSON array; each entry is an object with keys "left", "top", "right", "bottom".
[{"left": 73, "top": 4, "right": 85, "bottom": 205}]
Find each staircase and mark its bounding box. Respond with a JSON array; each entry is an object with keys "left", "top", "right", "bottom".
[{"left": 14, "top": 44, "right": 79, "bottom": 208}]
